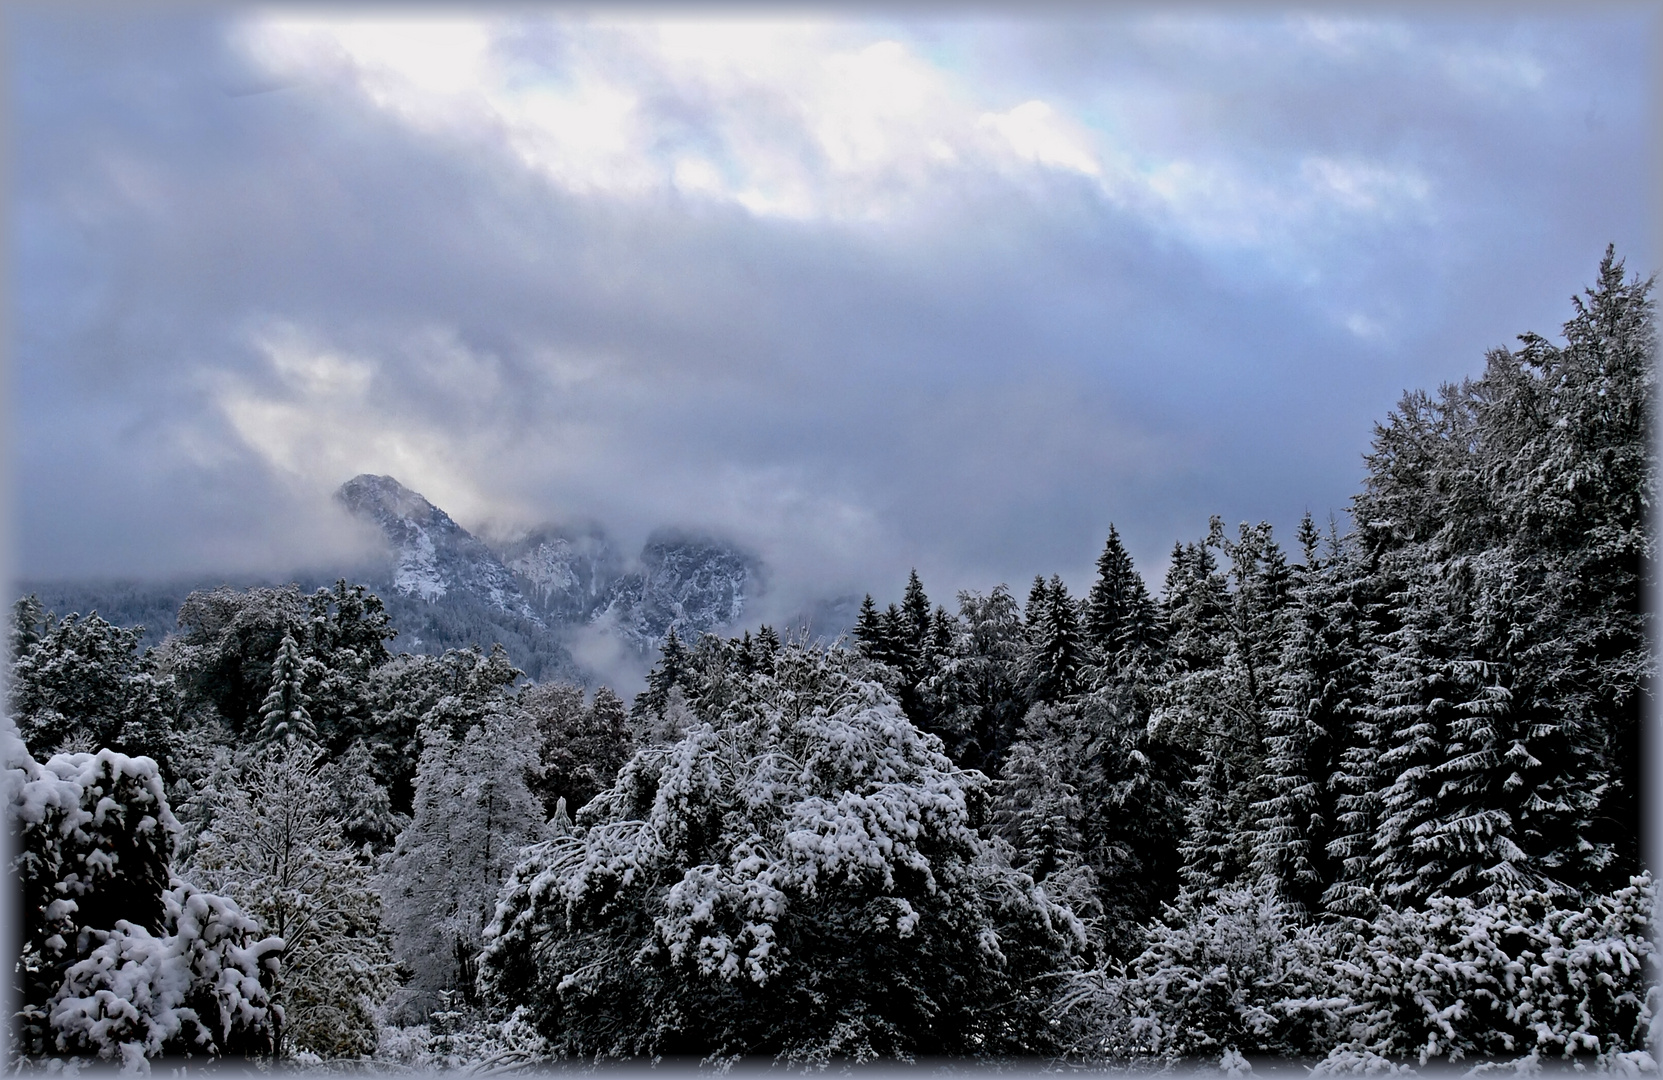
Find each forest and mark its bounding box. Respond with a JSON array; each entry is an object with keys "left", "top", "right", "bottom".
[{"left": 6, "top": 249, "right": 1657, "bottom": 1071}]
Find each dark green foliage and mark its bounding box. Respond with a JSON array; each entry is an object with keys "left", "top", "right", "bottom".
[
  {"left": 1022, "top": 575, "right": 1087, "bottom": 705},
  {"left": 1251, "top": 519, "right": 1373, "bottom": 913},
  {"left": 362, "top": 644, "right": 522, "bottom": 813},
  {"left": 1086, "top": 525, "right": 1160, "bottom": 674},
  {"left": 258, "top": 632, "right": 319, "bottom": 745},
  {"left": 1345, "top": 248, "right": 1654, "bottom": 905},
  {"left": 524, "top": 682, "right": 636, "bottom": 817},
  {"left": 1154, "top": 520, "right": 1291, "bottom": 896},
  {"left": 9, "top": 602, "right": 181, "bottom": 776},
  {"left": 167, "top": 580, "right": 396, "bottom": 745},
  {"left": 633, "top": 625, "right": 692, "bottom": 722},
  {"left": 926, "top": 586, "right": 1027, "bottom": 773},
  {"left": 994, "top": 693, "right": 1186, "bottom": 957}
]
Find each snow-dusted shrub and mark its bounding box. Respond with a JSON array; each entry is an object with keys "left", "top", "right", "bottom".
[
  {"left": 6, "top": 730, "right": 281, "bottom": 1064},
  {"left": 49, "top": 881, "right": 282, "bottom": 1066},
  {"left": 1314, "top": 875, "right": 1659, "bottom": 1070},
  {"left": 1055, "top": 882, "right": 1341, "bottom": 1061},
  {"left": 376, "top": 998, "right": 550, "bottom": 1072},
  {"left": 479, "top": 644, "right": 1084, "bottom": 1063},
  {"left": 1056, "top": 876, "right": 1660, "bottom": 1071}
]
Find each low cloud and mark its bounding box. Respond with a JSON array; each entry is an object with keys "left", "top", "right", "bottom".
[{"left": 12, "top": 8, "right": 1655, "bottom": 610}]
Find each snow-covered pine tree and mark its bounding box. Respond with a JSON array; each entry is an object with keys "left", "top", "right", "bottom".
[
  {"left": 187, "top": 743, "right": 396, "bottom": 1059},
  {"left": 993, "top": 705, "right": 1101, "bottom": 922},
  {"left": 1474, "top": 249, "right": 1655, "bottom": 894},
  {"left": 362, "top": 644, "right": 523, "bottom": 812},
  {"left": 995, "top": 689, "right": 1184, "bottom": 956},
  {"left": 1149, "top": 540, "right": 1228, "bottom": 750},
  {"left": 9, "top": 605, "right": 181, "bottom": 775},
  {"left": 1085, "top": 526, "right": 1159, "bottom": 678},
  {"left": 926, "top": 586, "right": 1026, "bottom": 773},
  {"left": 521, "top": 681, "right": 635, "bottom": 819},
  {"left": 258, "top": 631, "right": 318, "bottom": 745},
  {"left": 1022, "top": 575, "right": 1087, "bottom": 705},
  {"left": 300, "top": 580, "right": 397, "bottom": 749},
  {"left": 1158, "top": 519, "right": 1290, "bottom": 896},
  {"left": 899, "top": 569, "right": 932, "bottom": 664},
  {"left": 382, "top": 705, "right": 549, "bottom": 1018},
  {"left": 1251, "top": 516, "right": 1371, "bottom": 912},
  {"left": 8, "top": 729, "right": 281, "bottom": 1065},
  {"left": 167, "top": 584, "right": 314, "bottom": 736},
  {"left": 755, "top": 623, "right": 782, "bottom": 657},
  {"left": 1330, "top": 252, "right": 1655, "bottom": 909},
  {"left": 320, "top": 738, "right": 405, "bottom": 854},
  {"left": 633, "top": 625, "right": 692, "bottom": 727}
]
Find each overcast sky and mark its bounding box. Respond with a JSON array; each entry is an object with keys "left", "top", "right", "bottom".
[{"left": 9, "top": 6, "right": 1656, "bottom": 613}]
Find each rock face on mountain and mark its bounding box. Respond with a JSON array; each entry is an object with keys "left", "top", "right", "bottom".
[
  {"left": 336, "top": 475, "right": 542, "bottom": 624},
  {"left": 335, "top": 474, "right": 762, "bottom": 678},
  {"left": 496, "top": 526, "right": 624, "bottom": 625},
  {"left": 597, "top": 533, "right": 760, "bottom": 651}
]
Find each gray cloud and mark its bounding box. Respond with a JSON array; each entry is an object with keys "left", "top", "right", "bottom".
[{"left": 12, "top": 8, "right": 1655, "bottom": 612}]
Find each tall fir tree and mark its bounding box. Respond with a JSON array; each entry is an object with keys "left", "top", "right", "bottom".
[
  {"left": 929, "top": 586, "right": 1027, "bottom": 773},
  {"left": 1251, "top": 516, "right": 1371, "bottom": 912},
  {"left": 1085, "top": 526, "right": 1159, "bottom": 677},
  {"left": 1022, "top": 576, "right": 1087, "bottom": 705},
  {"left": 258, "top": 632, "right": 318, "bottom": 746}
]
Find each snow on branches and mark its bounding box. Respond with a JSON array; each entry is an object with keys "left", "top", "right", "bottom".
[
  {"left": 6, "top": 729, "right": 281, "bottom": 1066},
  {"left": 480, "top": 644, "right": 1083, "bottom": 1063}
]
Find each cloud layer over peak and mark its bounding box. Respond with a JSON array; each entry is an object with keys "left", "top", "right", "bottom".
[{"left": 12, "top": 8, "right": 1655, "bottom": 606}]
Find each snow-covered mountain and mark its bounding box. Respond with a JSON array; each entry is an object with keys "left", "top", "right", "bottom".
[
  {"left": 336, "top": 475, "right": 543, "bottom": 624},
  {"left": 597, "top": 533, "right": 760, "bottom": 651},
  {"left": 495, "top": 526, "right": 623, "bottom": 624},
  {"left": 337, "top": 474, "right": 762, "bottom": 669}
]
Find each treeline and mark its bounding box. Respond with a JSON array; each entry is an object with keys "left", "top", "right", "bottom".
[{"left": 5, "top": 249, "right": 1657, "bottom": 1070}]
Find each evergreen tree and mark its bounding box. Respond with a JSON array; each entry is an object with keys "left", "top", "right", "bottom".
[
  {"left": 258, "top": 632, "right": 318, "bottom": 745},
  {"left": 524, "top": 682, "right": 635, "bottom": 818},
  {"left": 8, "top": 734, "right": 281, "bottom": 1065},
  {"left": 480, "top": 643, "right": 1083, "bottom": 1061},
  {"left": 929, "top": 586, "right": 1026, "bottom": 773},
  {"left": 321, "top": 739, "right": 406, "bottom": 854},
  {"left": 898, "top": 569, "right": 932, "bottom": 665},
  {"left": 1085, "top": 526, "right": 1159, "bottom": 676},
  {"left": 9, "top": 606, "right": 181, "bottom": 775},
  {"left": 993, "top": 713, "right": 1102, "bottom": 928},
  {"left": 994, "top": 690, "right": 1185, "bottom": 956},
  {"left": 634, "top": 626, "right": 692, "bottom": 724},
  {"left": 382, "top": 707, "right": 549, "bottom": 1018},
  {"left": 362, "top": 644, "right": 523, "bottom": 812},
  {"left": 1155, "top": 520, "right": 1290, "bottom": 895},
  {"left": 1022, "top": 576, "right": 1087, "bottom": 705},
  {"left": 853, "top": 595, "right": 885, "bottom": 657},
  {"left": 1250, "top": 516, "right": 1369, "bottom": 912},
  {"left": 187, "top": 743, "right": 396, "bottom": 1058},
  {"left": 1337, "top": 250, "right": 1656, "bottom": 906}
]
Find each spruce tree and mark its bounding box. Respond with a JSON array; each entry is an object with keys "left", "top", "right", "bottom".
[
  {"left": 899, "top": 569, "right": 932, "bottom": 663},
  {"left": 1251, "top": 516, "right": 1370, "bottom": 912},
  {"left": 258, "top": 631, "right": 317, "bottom": 745},
  {"left": 1085, "top": 526, "right": 1159, "bottom": 677},
  {"left": 930, "top": 586, "right": 1026, "bottom": 773},
  {"left": 853, "top": 595, "right": 885, "bottom": 657},
  {"left": 1023, "top": 576, "right": 1087, "bottom": 705},
  {"left": 634, "top": 626, "right": 691, "bottom": 721}
]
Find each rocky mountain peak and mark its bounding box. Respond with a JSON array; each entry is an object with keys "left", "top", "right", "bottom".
[{"left": 335, "top": 474, "right": 540, "bottom": 622}]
